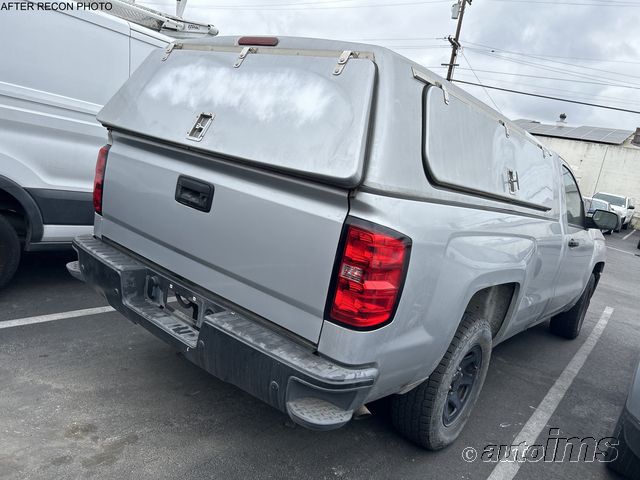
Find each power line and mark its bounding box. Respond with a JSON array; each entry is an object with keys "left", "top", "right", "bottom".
[
  {"left": 142, "top": 0, "right": 640, "bottom": 8},
  {"left": 487, "top": 0, "right": 640, "bottom": 6},
  {"left": 461, "top": 42, "right": 640, "bottom": 65},
  {"left": 436, "top": 66, "right": 640, "bottom": 105},
  {"left": 437, "top": 67, "right": 640, "bottom": 90},
  {"left": 349, "top": 36, "right": 447, "bottom": 42},
  {"left": 452, "top": 79, "right": 640, "bottom": 114},
  {"left": 468, "top": 50, "right": 640, "bottom": 89},
  {"left": 139, "top": 0, "right": 452, "bottom": 10},
  {"left": 430, "top": 54, "right": 640, "bottom": 105},
  {"left": 452, "top": 72, "right": 640, "bottom": 107},
  {"left": 385, "top": 45, "right": 451, "bottom": 50},
  {"left": 461, "top": 51, "right": 502, "bottom": 112},
  {"left": 465, "top": 43, "right": 640, "bottom": 80}
]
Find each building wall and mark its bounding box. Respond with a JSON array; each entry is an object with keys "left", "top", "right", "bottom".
[{"left": 535, "top": 136, "right": 640, "bottom": 226}]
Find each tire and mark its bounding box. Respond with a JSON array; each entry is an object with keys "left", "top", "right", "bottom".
[
  {"left": 390, "top": 314, "right": 492, "bottom": 450},
  {"left": 549, "top": 274, "right": 595, "bottom": 340},
  {"left": 0, "top": 214, "right": 20, "bottom": 290},
  {"left": 607, "top": 416, "right": 640, "bottom": 480},
  {"left": 622, "top": 221, "right": 629, "bottom": 230}
]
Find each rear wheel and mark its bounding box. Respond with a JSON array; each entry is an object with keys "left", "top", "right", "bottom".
[
  {"left": 0, "top": 214, "right": 20, "bottom": 289},
  {"left": 622, "top": 221, "right": 629, "bottom": 230},
  {"left": 390, "top": 314, "right": 491, "bottom": 450},
  {"left": 549, "top": 274, "right": 595, "bottom": 339}
]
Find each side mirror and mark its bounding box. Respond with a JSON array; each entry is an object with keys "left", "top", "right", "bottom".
[
  {"left": 629, "top": 205, "right": 635, "bottom": 210},
  {"left": 587, "top": 210, "right": 619, "bottom": 231}
]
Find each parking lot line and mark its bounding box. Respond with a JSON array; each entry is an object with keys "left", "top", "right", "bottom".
[
  {"left": 607, "top": 246, "right": 638, "bottom": 256},
  {"left": 622, "top": 229, "right": 636, "bottom": 241},
  {"left": 0, "top": 306, "right": 115, "bottom": 330},
  {"left": 486, "top": 306, "right": 614, "bottom": 480}
]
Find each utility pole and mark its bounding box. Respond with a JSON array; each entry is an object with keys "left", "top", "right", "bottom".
[{"left": 445, "top": 0, "right": 472, "bottom": 81}]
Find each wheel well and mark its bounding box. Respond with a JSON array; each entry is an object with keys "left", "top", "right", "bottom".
[
  {"left": 0, "top": 189, "right": 28, "bottom": 243},
  {"left": 464, "top": 283, "right": 517, "bottom": 338}
]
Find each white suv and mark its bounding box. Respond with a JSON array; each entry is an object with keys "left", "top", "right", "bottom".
[
  {"left": 0, "top": 2, "right": 216, "bottom": 288},
  {"left": 593, "top": 192, "right": 635, "bottom": 231}
]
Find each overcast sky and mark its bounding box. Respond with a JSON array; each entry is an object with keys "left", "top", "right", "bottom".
[{"left": 139, "top": 0, "right": 640, "bottom": 131}]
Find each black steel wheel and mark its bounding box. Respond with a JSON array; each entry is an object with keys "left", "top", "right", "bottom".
[{"left": 443, "top": 345, "right": 482, "bottom": 426}]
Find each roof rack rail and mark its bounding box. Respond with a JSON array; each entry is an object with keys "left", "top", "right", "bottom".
[{"left": 108, "top": 0, "right": 218, "bottom": 38}]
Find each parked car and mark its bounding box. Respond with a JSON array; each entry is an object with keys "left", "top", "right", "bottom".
[
  {"left": 0, "top": 0, "right": 217, "bottom": 289},
  {"left": 583, "top": 196, "right": 621, "bottom": 234},
  {"left": 593, "top": 192, "right": 635, "bottom": 231},
  {"left": 68, "top": 36, "right": 618, "bottom": 450},
  {"left": 607, "top": 358, "right": 640, "bottom": 479}
]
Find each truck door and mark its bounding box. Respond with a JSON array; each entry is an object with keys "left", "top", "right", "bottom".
[{"left": 546, "top": 165, "right": 593, "bottom": 314}]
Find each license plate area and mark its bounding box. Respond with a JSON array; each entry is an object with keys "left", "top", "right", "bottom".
[{"left": 143, "top": 272, "right": 225, "bottom": 330}]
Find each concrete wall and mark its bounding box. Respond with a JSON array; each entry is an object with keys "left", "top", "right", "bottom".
[{"left": 535, "top": 136, "right": 640, "bottom": 227}]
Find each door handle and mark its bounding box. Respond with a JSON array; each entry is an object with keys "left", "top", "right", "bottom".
[
  {"left": 568, "top": 239, "right": 580, "bottom": 248},
  {"left": 175, "top": 175, "right": 214, "bottom": 213}
]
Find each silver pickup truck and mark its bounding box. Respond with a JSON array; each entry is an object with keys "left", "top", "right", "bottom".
[{"left": 68, "top": 36, "right": 618, "bottom": 450}]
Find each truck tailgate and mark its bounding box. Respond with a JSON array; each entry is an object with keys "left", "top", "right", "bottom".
[{"left": 100, "top": 136, "right": 349, "bottom": 343}]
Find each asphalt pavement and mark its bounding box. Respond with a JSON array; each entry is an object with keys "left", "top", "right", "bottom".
[{"left": 1, "top": 229, "right": 639, "bottom": 479}]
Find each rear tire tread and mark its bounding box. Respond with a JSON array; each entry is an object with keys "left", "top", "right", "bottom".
[
  {"left": 549, "top": 274, "right": 596, "bottom": 340},
  {"left": 0, "top": 214, "right": 20, "bottom": 290}
]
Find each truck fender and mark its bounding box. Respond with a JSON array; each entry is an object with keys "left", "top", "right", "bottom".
[
  {"left": 589, "top": 230, "right": 607, "bottom": 274},
  {"left": 414, "top": 234, "right": 534, "bottom": 380}
]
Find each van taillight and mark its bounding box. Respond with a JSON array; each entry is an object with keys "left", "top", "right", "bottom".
[
  {"left": 93, "top": 145, "right": 110, "bottom": 215},
  {"left": 328, "top": 222, "right": 411, "bottom": 329}
]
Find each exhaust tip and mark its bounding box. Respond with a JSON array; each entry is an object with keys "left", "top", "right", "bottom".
[{"left": 352, "top": 404, "right": 372, "bottom": 421}]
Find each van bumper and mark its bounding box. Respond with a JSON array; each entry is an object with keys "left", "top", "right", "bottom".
[{"left": 69, "top": 235, "right": 377, "bottom": 430}]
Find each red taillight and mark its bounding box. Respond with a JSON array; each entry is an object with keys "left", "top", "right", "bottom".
[
  {"left": 328, "top": 222, "right": 411, "bottom": 329},
  {"left": 93, "top": 145, "right": 110, "bottom": 215}
]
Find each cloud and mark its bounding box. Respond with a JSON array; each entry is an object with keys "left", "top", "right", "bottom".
[{"left": 141, "top": 0, "right": 640, "bottom": 130}]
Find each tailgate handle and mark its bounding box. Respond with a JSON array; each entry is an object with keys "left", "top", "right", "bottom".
[{"left": 175, "top": 176, "right": 214, "bottom": 213}]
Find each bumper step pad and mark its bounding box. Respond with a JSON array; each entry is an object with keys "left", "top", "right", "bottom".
[{"left": 287, "top": 397, "right": 354, "bottom": 430}]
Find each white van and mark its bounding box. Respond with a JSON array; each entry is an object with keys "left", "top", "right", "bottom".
[{"left": 0, "top": 1, "right": 217, "bottom": 288}]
